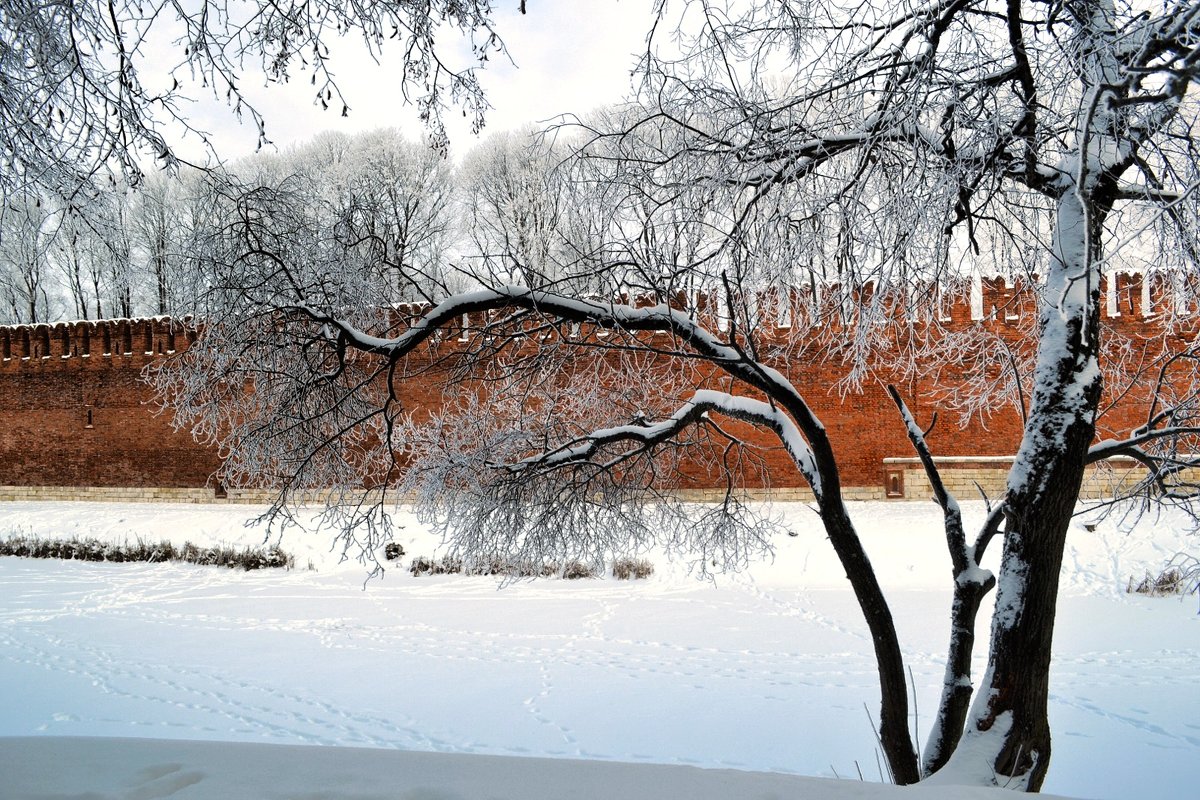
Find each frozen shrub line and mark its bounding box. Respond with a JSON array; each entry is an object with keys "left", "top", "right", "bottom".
[
  {"left": 0, "top": 534, "right": 294, "bottom": 570},
  {"left": 408, "top": 555, "right": 653, "bottom": 580}
]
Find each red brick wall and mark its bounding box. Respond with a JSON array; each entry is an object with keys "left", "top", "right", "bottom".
[
  {"left": 0, "top": 320, "right": 220, "bottom": 488},
  {"left": 0, "top": 273, "right": 1183, "bottom": 495}
]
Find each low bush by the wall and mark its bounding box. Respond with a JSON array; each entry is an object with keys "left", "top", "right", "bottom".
[
  {"left": 465, "top": 558, "right": 560, "bottom": 578},
  {"left": 1127, "top": 565, "right": 1189, "bottom": 596},
  {"left": 0, "top": 534, "right": 293, "bottom": 570},
  {"left": 408, "top": 555, "right": 645, "bottom": 580},
  {"left": 408, "top": 555, "right": 465, "bottom": 576},
  {"left": 561, "top": 560, "right": 596, "bottom": 580},
  {"left": 612, "top": 557, "right": 654, "bottom": 580},
  {"left": 409, "top": 556, "right": 553, "bottom": 577}
]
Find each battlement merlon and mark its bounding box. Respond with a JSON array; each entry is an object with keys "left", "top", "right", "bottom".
[
  {"left": 0, "top": 317, "right": 197, "bottom": 370},
  {"left": 0, "top": 273, "right": 1185, "bottom": 371}
]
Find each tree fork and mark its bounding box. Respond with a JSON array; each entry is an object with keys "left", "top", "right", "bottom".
[{"left": 885, "top": 385, "right": 1000, "bottom": 776}]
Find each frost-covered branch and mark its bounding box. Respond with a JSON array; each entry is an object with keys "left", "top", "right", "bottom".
[
  {"left": 390, "top": 364, "right": 787, "bottom": 577},
  {"left": 1086, "top": 343, "right": 1200, "bottom": 505},
  {"left": 1, "top": 0, "right": 505, "bottom": 208},
  {"left": 286, "top": 285, "right": 835, "bottom": 456},
  {"left": 886, "top": 384, "right": 997, "bottom": 776},
  {"left": 513, "top": 389, "right": 822, "bottom": 498},
  {"left": 1087, "top": 428, "right": 1200, "bottom": 464}
]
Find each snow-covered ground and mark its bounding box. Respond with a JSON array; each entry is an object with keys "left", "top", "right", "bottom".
[{"left": 0, "top": 500, "right": 1196, "bottom": 799}]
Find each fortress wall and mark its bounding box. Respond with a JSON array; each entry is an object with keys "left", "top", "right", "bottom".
[
  {"left": 0, "top": 319, "right": 221, "bottom": 493},
  {"left": 0, "top": 273, "right": 1188, "bottom": 502}
]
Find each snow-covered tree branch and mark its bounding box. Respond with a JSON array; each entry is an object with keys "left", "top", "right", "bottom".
[{"left": 0, "top": 0, "right": 505, "bottom": 211}]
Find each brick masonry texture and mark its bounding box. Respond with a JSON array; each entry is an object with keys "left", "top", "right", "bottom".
[
  {"left": 0, "top": 319, "right": 222, "bottom": 497},
  {"left": 0, "top": 273, "right": 1187, "bottom": 502}
]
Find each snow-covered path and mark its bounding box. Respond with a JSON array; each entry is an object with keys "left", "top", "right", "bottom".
[{"left": 0, "top": 501, "right": 1196, "bottom": 799}]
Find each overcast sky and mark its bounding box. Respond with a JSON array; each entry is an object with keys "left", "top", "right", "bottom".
[{"left": 175, "top": 2, "right": 657, "bottom": 164}]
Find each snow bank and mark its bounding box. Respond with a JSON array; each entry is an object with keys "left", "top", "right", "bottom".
[{"left": 0, "top": 736, "right": 1077, "bottom": 800}]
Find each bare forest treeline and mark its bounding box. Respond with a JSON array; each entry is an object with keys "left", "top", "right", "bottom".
[{"left": 0, "top": 126, "right": 567, "bottom": 325}]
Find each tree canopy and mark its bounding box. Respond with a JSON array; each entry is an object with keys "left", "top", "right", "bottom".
[{"left": 0, "top": 0, "right": 504, "bottom": 205}]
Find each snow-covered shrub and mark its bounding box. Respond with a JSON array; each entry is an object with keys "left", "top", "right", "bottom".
[
  {"left": 612, "top": 558, "right": 654, "bottom": 580},
  {"left": 463, "top": 558, "right": 559, "bottom": 577},
  {"left": 0, "top": 535, "right": 292, "bottom": 570},
  {"left": 562, "top": 560, "right": 596, "bottom": 580},
  {"left": 1127, "top": 567, "right": 1187, "bottom": 596},
  {"left": 408, "top": 555, "right": 464, "bottom": 576}
]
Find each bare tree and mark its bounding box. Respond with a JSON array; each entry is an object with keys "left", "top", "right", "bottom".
[
  {"left": 151, "top": 1, "right": 1200, "bottom": 792},
  {"left": 47, "top": 208, "right": 96, "bottom": 321},
  {"left": 84, "top": 191, "right": 139, "bottom": 319},
  {"left": 175, "top": 129, "right": 462, "bottom": 312},
  {"left": 459, "top": 128, "right": 572, "bottom": 287},
  {"left": 38, "top": 180, "right": 179, "bottom": 322},
  {"left": 315, "top": 130, "right": 459, "bottom": 302},
  {"left": 0, "top": 194, "right": 55, "bottom": 323},
  {"left": 128, "top": 172, "right": 181, "bottom": 315}
]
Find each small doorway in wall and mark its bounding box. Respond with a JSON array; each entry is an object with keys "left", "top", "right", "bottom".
[{"left": 884, "top": 468, "right": 905, "bottom": 499}]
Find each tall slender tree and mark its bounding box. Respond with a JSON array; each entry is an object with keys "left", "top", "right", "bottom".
[{"left": 0, "top": 195, "right": 54, "bottom": 324}]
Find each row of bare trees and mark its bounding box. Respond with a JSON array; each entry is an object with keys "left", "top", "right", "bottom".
[
  {"left": 0, "top": 0, "right": 510, "bottom": 324},
  {"left": 2, "top": 177, "right": 182, "bottom": 324},
  {"left": 0, "top": 127, "right": 576, "bottom": 325}
]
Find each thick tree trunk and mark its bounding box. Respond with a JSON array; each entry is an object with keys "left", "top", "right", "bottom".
[
  {"left": 984, "top": 454, "right": 1092, "bottom": 788},
  {"left": 945, "top": 191, "right": 1104, "bottom": 791}
]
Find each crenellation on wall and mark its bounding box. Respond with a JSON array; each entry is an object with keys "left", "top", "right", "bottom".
[
  {"left": 0, "top": 317, "right": 193, "bottom": 373},
  {"left": 0, "top": 274, "right": 1188, "bottom": 373}
]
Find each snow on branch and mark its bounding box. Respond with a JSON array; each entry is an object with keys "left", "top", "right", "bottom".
[
  {"left": 514, "top": 389, "right": 821, "bottom": 498},
  {"left": 290, "top": 284, "right": 830, "bottom": 448},
  {"left": 393, "top": 377, "right": 787, "bottom": 578},
  {"left": 1087, "top": 428, "right": 1200, "bottom": 464},
  {"left": 886, "top": 385, "right": 969, "bottom": 573}
]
